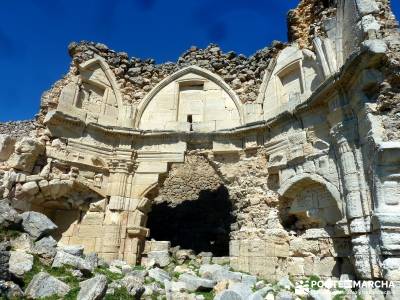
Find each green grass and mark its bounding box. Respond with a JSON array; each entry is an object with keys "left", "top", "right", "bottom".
[
  {"left": 104, "top": 287, "right": 131, "bottom": 300},
  {"left": 95, "top": 266, "right": 124, "bottom": 283},
  {"left": 21, "top": 255, "right": 82, "bottom": 300},
  {"left": 0, "top": 227, "right": 21, "bottom": 241},
  {"left": 23, "top": 256, "right": 81, "bottom": 287},
  {"left": 333, "top": 293, "right": 347, "bottom": 300},
  {"left": 132, "top": 265, "right": 145, "bottom": 271},
  {"left": 305, "top": 275, "right": 321, "bottom": 290},
  {"left": 195, "top": 291, "right": 215, "bottom": 300}
]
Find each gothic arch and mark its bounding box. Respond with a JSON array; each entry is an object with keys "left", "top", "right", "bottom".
[
  {"left": 278, "top": 172, "right": 344, "bottom": 216},
  {"left": 135, "top": 66, "right": 244, "bottom": 130},
  {"left": 78, "top": 57, "right": 124, "bottom": 111}
]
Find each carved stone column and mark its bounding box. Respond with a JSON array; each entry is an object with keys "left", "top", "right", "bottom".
[
  {"left": 330, "top": 118, "right": 379, "bottom": 279},
  {"left": 106, "top": 158, "right": 149, "bottom": 264},
  {"left": 372, "top": 144, "right": 400, "bottom": 281}
]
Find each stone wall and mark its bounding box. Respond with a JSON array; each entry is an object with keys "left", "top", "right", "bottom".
[
  {"left": 1, "top": 0, "right": 400, "bottom": 289},
  {"left": 0, "top": 120, "right": 36, "bottom": 139}
]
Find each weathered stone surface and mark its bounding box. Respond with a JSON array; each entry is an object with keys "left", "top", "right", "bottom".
[
  {"left": 119, "top": 274, "right": 145, "bottom": 298},
  {"left": 178, "top": 273, "right": 216, "bottom": 292},
  {"left": 276, "top": 291, "right": 295, "bottom": 300},
  {"left": 7, "top": 138, "right": 44, "bottom": 172},
  {"left": 77, "top": 275, "right": 108, "bottom": 300},
  {"left": 0, "top": 280, "right": 24, "bottom": 299},
  {"left": 0, "top": 199, "right": 21, "bottom": 227},
  {"left": 21, "top": 211, "right": 57, "bottom": 240},
  {"left": 309, "top": 289, "right": 333, "bottom": 300},
  {"left": 60, "top": 244, "right": 85, "bottom": 257},
  {"left": 147, "top": 250, "right": 170, "bottom": 267},
  {"left": 214, "top": 290, "right": 243, "bottom": 300},
  {"left": 32, "top": 236, "right": 57, "bottom": 259},
  {"left": 11, "top": 233, "right": 33, "bottom": 252},
  {"left": 8, "top": 251, "right": 33, "bottom": 278},
  {"left": 52, "top": 250, "right": 93, "bottom": 273},
  {"left": 0, "top": 242, "right": 11, "bottom": 280},
  {"left": 25, "top": 272, "right": 70, "bottom": 299},
  {"left": 0, "top": 135, "right": 15, "bottom": 161},
  {"left": 148, "top": 267, "right": 171, "bottom": 283},
  {"left": 175, "top": 249, "right": 195, "bottom": 264}
]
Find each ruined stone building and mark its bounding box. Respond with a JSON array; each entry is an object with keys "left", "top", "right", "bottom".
[{"left": 1, "top": 0, "right": 400, "bottom": 283}]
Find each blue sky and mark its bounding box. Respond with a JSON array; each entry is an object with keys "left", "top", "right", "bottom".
[{"left": 0, "top": 0, "right": 399, "bottom": 122}]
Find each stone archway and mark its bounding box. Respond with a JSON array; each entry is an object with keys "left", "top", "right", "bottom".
[
  {"left": 143, "top": 154, "right": 235, "bottom": 256},
  {"left": 277, "top": 173, "right": 344, "bottom": 229}
]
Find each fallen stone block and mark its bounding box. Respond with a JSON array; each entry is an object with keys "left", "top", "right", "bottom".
[
  {"left": 77, "top": 274, "right": 108, "bottom": 300},
  {"left": 21, "top": 211, "right": 57, "bottom": 240},
  {"left": 148, "top": 267, "right": 171, "bottom": 283},
  {"left": 8, "top": 251, "right": 33, "bottom": 278},
  {"left": 25, "top": 272, "right": 70, "bottom": 299},
  {"left": 52, "top": 250, "right": 93, "bottom": 273},
  {"left": 178, "top": 273, "right": 216, "bottom": 292}
]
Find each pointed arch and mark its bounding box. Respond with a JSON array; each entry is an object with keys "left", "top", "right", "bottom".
[
  {"left": 278, "top": 172, "right": 343, "bottom": 216},
  {"left": 135, "top": 66, "right": 244, "bottom": 130},
  {"left": 78, "top": 57, "right": 124, "bottom": 111}
]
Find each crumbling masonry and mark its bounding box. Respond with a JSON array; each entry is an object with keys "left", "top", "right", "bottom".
[{"left": 1, "top": 0, "right": 400, "bottom": 283}]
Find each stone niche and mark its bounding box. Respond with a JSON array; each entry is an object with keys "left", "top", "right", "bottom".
[
  {"left": 262, "top": 45, "right": 323, "bottom": 120},
  {"left": 57, "top": 58, "right": 134, "bottom": 128},
  {"left": 137, "top": 66, "right": 243, "bottom": 132}
]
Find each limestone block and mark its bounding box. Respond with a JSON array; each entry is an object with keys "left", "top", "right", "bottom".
[
  {"left": 123, "top": 237, "right": 141, "bottom": 255},
  {"left": 21, "top": 181, "right": 39, "bottom": 196},
  {"left": 58, "top": 81, "right": 78, "bottom": 106},
  {"left": 248, "top": 256, "right": 268, "bottom": 276},
  {"left": 77, "top": 274, "right": 108, "bottom": 300},
  {"left": 229, "top": 240, "right": 240, "bottom": 257},
  {"left": 127, "top": 210, "right": 147, "bottom": 227},
  {"left": 304, "top": 228, "right": 331, "bottom": 239},
  {"left": 248, "top": 239, "right": 265, "bottom": 257},
  {"left": 287, "top": 257, "right": 305, "bottom": 276},
  {"left": 361, "top": 39, "right": 388, "bottom": 54},
  {"left": 150, "top": 241, "right": 171, "bottom": 252},
  {"left": 68, "top": 237, "right": 96, "bottom": 254},
  {"left": 25, "top": 272, "right": 70, "bottom": 299},
  {"left": 350, "top": 217, "right": 371, "bottom": 233},
  {"left": 383, "top": 258, "right": 400, "bottom": 281},
  {"left": 108, "top": 196, "right": 140, "bottom": 211},
  {"left": 275, "top": 242, "right": 290, "bottom": 258},
  {"left": 360, "top": 15, "right": 380, "bottom": 34},
  {"left": 77, "top": 225, "right": 103, "bottom": 238},
  {"left": 7, "top": 138, "right": 45, "bottom": 172},
  {"left": 0, "top": 135, "right": 15, "bottom": 162},
  {"left": 81, "top": 212, "right": 105, "bottom": 225},
  {"left": 147, "top": 250, "right": 170, "bottom": 267},
  {"left": 101, "top": 225, "right": 121, "bottom": 253},
  {"left": 230, "top": 257, "right": 239, "bottom": 270},
  {"left": 239, "top": 240, "right": 250, "bottom": 257},
  {"left": 21, "top": 211, "right": 57, "bottom": 240},
  {"left": 237, "top": 256, "right": 250, "bottom": 273},
  {"left": 9, "top": 251, "right": 34, "bottom": 278},
  {"left": 136, "top": 161, "right": 168, "bottom": 174},
  {"left": 52, "top": 250, "right": 93, "bottom": 272},
  {"left": 346, "top": 193, "right": 364, "bottom": 219},
  {"left": 263, "top": 257, "right": 278, "bottom": 276},
  {"left": 289, "top": 238, "right": 319, "bottom": 257},
  {"left": 324, "top": 238, "right": 352, "bottom": 257},
  {"left": 356, "top": 0, "right": 379, "bottom": 16},
  {"left": 88, "top": 199, "right": 107, "bottom": 212},
  {"left": 313, "top": 257, "right": 338, "bottom": 277},
  {"left": 178, "top": 273, "right": 216, "bottom": 292}
]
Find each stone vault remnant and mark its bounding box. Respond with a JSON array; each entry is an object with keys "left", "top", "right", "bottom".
[{"left": 1, "top": 0, "right": 400, "bottom": 284}]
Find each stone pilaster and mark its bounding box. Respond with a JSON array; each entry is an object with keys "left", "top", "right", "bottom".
[{"left": 330, "top": 119, "right": 379, "bottom": 279}]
